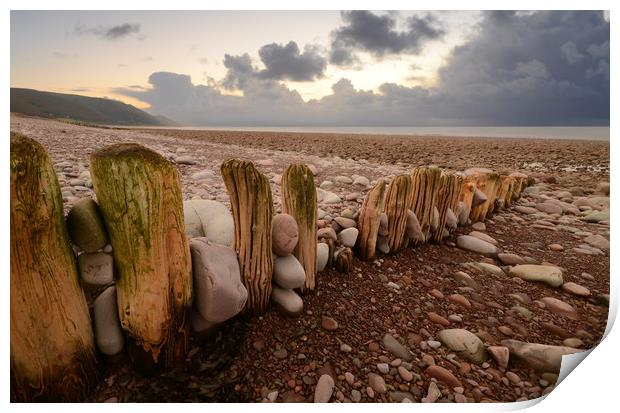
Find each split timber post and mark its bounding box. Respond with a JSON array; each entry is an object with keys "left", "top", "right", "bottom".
[
  {"left": 495, "top": 174, "right": 516, "bottom": 210},
  {"left": 466, "top": 168, "right": 500, "bottom": 223},
  {"left": 458, "top": 174, "right": 477, "bottom": 223},
  {"left": 410, "top": 166, "right": 442, "bottom": 242},
  {"left": 10, "top": 133, "right": 98, "bottom": 401},
  {"left": 90, "top": 143, "right": 192, "bottom": 372},
  {"left": 356, "top": 178, "right": 387, "bottom": 261},
  {"left": 430, "top": 171, "right": 463, "bottom": 243},
  {"left": 281, "top": 164, "right": 317, "bottom": 292},
  {"left": 384, "top": 174, "right": 414, "bottom": 253},
  {"left": 221, "top": 159, "right": 274, "bottom": 313}
]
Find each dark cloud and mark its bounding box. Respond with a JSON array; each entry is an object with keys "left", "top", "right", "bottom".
[
  {"left": 74, "top": 23, "right": 141, "bottom": 40},
  {"left": 117, "top": 11, "right": 609, "bottom": 127},
  {"left": 329, "top": 11, "right": 445, "bottom": 66},
  {"left": 257, "top": 42, "right": 326, "bottom": 81}
]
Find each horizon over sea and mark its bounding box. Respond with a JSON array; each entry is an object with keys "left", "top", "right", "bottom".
[{"left": 136, "top": 125, "right": 610, "bottom": 141}]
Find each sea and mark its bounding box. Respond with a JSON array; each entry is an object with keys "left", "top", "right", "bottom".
[{"left": 135, "top": 126, "right": 610, "bottom": 141}]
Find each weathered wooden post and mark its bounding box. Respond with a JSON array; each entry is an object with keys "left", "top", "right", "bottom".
[
  {"left": 281, "top": 164, "right": 317, "bottom": 292},
  {"left": 457, "top": 174, "right": 477, "bottom": 224},
  {"left": 90, "top": 143, "right": 192, "bottom": 371},
  {"left": 356, "top": 179, "right": 387, "bottom": 260},
  {"left": 11, "top": 133, "right": 98, "bottom": 401},
  {"left": 384, "top": 175, "right": 414, "bottom": 252},
  {"left": 430, "top": 171, "right": 463, "bottom": 243},
  {"left": 410, "top": 166, "right": 441, "bottom": 242},
  {"left": 495, "top": 174, "right": 516, "bottom": 209},
  {"left": 221, "top": 159, "right": 274, "bottom": 313},
  {"left": 509, "top": 172, "right": 529, "bottom": 201},
  {"left": 466, "top": 168, "right": 500, "bottom": 222}
]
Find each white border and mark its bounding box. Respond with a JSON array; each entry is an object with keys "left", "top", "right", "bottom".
[{"left": 3, "top": 1, "right": 616, "bottom": 411}]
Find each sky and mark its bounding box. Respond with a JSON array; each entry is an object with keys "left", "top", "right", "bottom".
[{"left": 10, "top": 10, "right": 610, "bottom": 126}]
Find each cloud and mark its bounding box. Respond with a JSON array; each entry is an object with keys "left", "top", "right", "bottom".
[
  {"left": 560, "top": 41, "right": 584, "bottom": 64},
  {"left": 73, "top": 23, "right": 141, "bottom": 40},
  {"left": 257, "top": 42, "right": 326, "bottom": 81},
  {"left": 116, "top": 11, "right": 609, "bottom": 126},
  {"left": 329, "top": 11, "right": 445, "bottom": 66},
  {"left": 514, "top": 60, "right": 549, "bottom": 78}
]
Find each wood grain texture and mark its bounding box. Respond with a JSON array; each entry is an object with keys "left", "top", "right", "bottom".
[
  {"left": 356, "top": 179, "right": 387, "bottom": 261},
  {"left": 11, "top": 132, "right": 98, "bottom": 401},
  {"left": 465, "top": 168, "right": 500, "bottom": 223},
  {"left": 410, "top": 166, "right": 441, "bottom": 243},
  {"left": 431, "top": 171, "right": 463, "bottom": 243},
  {"left": 90, "top": 143, "right": 192, "bottom": 370},
  {"left": 281, "top": 164, "right": 317, "bottom": 292},
  {"left": 384, "top": 175, "right": 414, "bottom": 253},
  {"left": 221, "top": 159, "right": 274, "bottom": 313}
]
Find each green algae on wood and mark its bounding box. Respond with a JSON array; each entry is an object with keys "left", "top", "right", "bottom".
[
  {"left": 221, "top": 159, "right": 274, "bottom": 313},
  {"left": 10, "top": 132, "right": 98, "bottom": 401},
  {"left": 90, "top": 143, "right": 192, "bottom": 370},
  {"left": 281, "top": 164, "right": 317, "bottom": 291},
  {"left": 356, "top": 178, "right": 387, "bottom": 261}
]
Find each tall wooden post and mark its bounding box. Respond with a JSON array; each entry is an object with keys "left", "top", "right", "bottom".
[
  {"left": 384, "top": 175, "right": 414, "bottom": 253},
  {"left": 356, "top": 179, "right": 387, "bottom": 261},
  {"left": 11, "top": 133, "right": 98, "bottom": 401},
  {"left": 465, "top": 168, "right": 500, "bottom": 222},
  {"left": 431, "top": 171, "right": 463, "bottom": 243},
  {"left": 410, "top": 166, "right": 441, "bottom": 243},
  {"left": 281, "top": 164, "right": 317, "bottom": 292},
  {"left": 90, "top": 143, "right": 192, "bottom": 371},
  {"left": 221, "top": 159, "right": 274, "bottom": 313}
]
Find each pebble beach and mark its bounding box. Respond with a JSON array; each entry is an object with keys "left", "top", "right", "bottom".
[{"left": 10, "top": 114, "right": 610, "bottom": 403}]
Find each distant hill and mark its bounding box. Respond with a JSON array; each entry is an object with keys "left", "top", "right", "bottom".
[{"left": 10, "top": 88, "right": 171, "bottom": 126}]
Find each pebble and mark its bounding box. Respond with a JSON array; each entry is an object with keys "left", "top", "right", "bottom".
[
  {"left": 540, "top": 297, "right": 580, "bottom": 320},
  {"left": 274, "top": 349, "right": 288, "bottom": 359},
  {"left": 427, "top": 312, "right": 450, "bottom": 326},
  {"left": 382, "top": 334, "right": 413, "bottom": 361},
  {"left": 350, "top": 389, "right": 361, "bottom": 402},
  {"left": 398, "top": 366, "right": 413, "bottom": 381},
  {"left": 321, "top": 316, "right": 339, "bottom": 331},
  {"left": 340, "top": 343, "right": 352, "bottom": 353},
  {"left": 487, "top": 346, "right": 509, "bottom": 368},
  {"left": 561, "top": 282, "right": 591, "bottom": 297},
  {"left": 314, "top": 374, "right": 335, "bottom": 403},
  {"left": 456, "top": 235, "right": 498, "bottom": 257},
  {"left": 377, "top": 363, "right": 390, "bottom": 374},
  {"left": 425, "top": 365, "right": 462, "bottom": 388},
  {"left": 337, "top": 227, "right": 359, "bottom": 248},
  {"left": 368, "top": 373, "right": 387, "bottom": 394}
]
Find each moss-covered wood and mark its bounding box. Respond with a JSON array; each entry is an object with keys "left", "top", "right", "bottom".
[
  {"left": 221, "top": 159, "right": 274, "bottom": 313},
  {"left": 281, "top": 164, "right": 317, "bottom": 292},
  {"left": 356, "top": 179, "right": 387, "bottom": 261},
  {"left": 430, "top": 171, "right": 463, "bottom": 243},
  {"left": 410, "top": 166, "right": 441, "bottom": 243},
  {"left": 90, "top": 143, "right": 192, "bottom": 371},
  {"left": 10, "top": 132, "right": 98, "bottom": 401},
  {"left": 384, "top": 175, "right": 414, "bottom": 252}
]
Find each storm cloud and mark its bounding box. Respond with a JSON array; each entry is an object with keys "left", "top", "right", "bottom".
[
  {"left": 74, "top": 23, "right": 141, "bottom": 40},
  {"left": 257, "top": 42, "right": 326, "bottom": 81},
  {"left": 117, "top": 11, "right": 609, "bottom": 126},
  {"left": 329, "top": 11, "right": 445, "bottom": 66}
]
